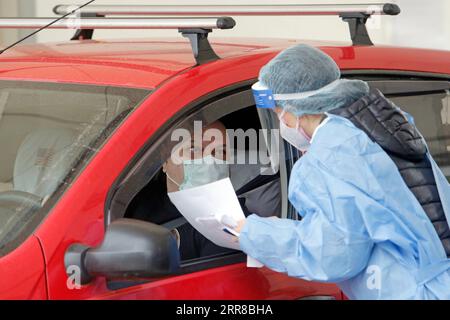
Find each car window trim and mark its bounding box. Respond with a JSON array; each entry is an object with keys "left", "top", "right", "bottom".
[
  {"left": 106, "top": 80, "right": 258, "bottom": 224},
  {"left": 342, "top": 70, "right": 450, "bottom": 81},
  {"left": 106, "top": 252, "right": 247, "bottom": 291},
  {"left": 105, "top": 80, "right": 271, "bottom": 290},
  {"left": 367, "top": 80, "right": 450, "bottom": 96}
]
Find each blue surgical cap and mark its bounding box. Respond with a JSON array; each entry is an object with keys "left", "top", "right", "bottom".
[{"left": 258, "top": 44, "right": 369, "bottom": 116}]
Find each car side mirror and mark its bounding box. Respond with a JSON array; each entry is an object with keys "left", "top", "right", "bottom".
[{"left": 65, "top": 218, "right": 180, "bottom": 285}]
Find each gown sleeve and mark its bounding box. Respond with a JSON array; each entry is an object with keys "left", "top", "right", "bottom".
[{"left": 239, "top": 152, "right": 376, "bottom": 283}]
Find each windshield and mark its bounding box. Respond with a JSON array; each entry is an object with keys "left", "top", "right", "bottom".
[{"left": 0, "top": 81, "right": 149, "bottom": 254}]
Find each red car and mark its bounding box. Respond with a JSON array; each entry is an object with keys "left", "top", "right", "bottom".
[{"left": 0, "top": 4, "right": 449, "bottom": 300}]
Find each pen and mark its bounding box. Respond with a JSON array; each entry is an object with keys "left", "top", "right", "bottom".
[{"left": 223, "top": 227, "right": 240, "bottom": 237}]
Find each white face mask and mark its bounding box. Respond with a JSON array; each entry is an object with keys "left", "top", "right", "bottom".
[
  {"left": 167, "top": 155, "right": 230, "bottom": 190},
  {"left": 278, "top": 111, "right": 311, "bottom": 152}
]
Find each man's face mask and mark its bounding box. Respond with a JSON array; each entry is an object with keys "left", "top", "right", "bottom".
[
  {"left": 167, "top": 154, "right": 230, "bottom": 190},
  {"left": 278, "top": 110, "right": 311, "bottom": 152}
]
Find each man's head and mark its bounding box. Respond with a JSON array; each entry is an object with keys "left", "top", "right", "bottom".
[{"left": 163, "top": 121, "right": 230, "bottom": 192}]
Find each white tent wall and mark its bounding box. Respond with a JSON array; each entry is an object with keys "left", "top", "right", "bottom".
[
  {"left": 0, "top": 1, "right": 19, "bottom": 46},
  {"left": 390, "top": 0, "right": 450, "bottom": 51},
  {"left": 0, "top": 0, "right": 36, "bottom": 46},
  {"left": 0, "top": 0, "right": 449, "bottom": 50}
]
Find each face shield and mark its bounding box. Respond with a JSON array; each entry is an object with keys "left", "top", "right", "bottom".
[{"left": 251, "top": 79, "right": 341, "bottom": 110}]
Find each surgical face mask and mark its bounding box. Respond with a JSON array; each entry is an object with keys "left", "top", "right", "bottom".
[
  {"left": 167, "top": 155, "right": 229, "bottom": 190},
  {"left": 278, "top": 111, "right": 311, "bottom": 151}
]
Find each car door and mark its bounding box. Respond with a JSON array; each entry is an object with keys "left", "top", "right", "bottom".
[
  {"left": 0, "top": 236, "right": 47, "bottom": 299},
  {"left": 96, "top": 83, "right": 343, "bottom": 300}
]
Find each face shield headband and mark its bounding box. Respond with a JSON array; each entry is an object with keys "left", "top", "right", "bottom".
[{"left": 251, "top": 79, "right": 341, "bottom": 109}]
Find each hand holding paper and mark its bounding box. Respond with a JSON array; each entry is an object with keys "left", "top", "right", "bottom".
[{"left": 168, "top": 178, "right": 263, "bottom": 268}]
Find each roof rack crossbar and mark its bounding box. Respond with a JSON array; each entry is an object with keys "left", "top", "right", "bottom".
[
  {"left": 0, "top": 17, "right": 235, "bottom": 30},
  {"left": 53, "top": 4, "right": 401, "bottom": 17},
  {"left": 0, "top": 17, "right": 236, "bottom": 65},
  {"left": 53, "top": 3, "right": 400, "bottom": 46}
]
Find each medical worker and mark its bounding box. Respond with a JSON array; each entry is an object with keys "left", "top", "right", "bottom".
[{"left": 236, "top": 44, "right": 450, "bottom": 299}]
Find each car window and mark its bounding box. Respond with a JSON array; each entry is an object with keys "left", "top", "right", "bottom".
[
  {"left": 389, "top": 90, "right": 450, "bottom": 181},
  {"left": 0, "top": 81, "right": 150, "bottom": 255},
  {"left": 123, "top": 105, "right": 284, "bottom": 263},
  {"left": 108, "top": 85, "right": 289, "bottom": 279}
]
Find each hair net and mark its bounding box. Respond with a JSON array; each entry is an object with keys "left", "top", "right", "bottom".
[{"left": 258, "top": 44, "right": 369, "bottom": 116}]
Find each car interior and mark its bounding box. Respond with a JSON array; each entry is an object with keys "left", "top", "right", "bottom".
[{"left": 124, "top": 106, "right": 284, "bottom": 262}]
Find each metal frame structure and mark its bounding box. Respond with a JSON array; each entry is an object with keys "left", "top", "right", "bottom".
[
  {"left": 0, "top": 3, "right": 401, "bottom": 64},
  {"left": 53, "top": 4, "right": 400, "bottom": 16},
  {"left": 0, "top": 17, "right": 236, "bottom": 64},
  {"left": 0, "top": 17, "right": 235, "bottom": 30},
  {"left": 52, "top": 3, "right": 400, "bottom": 46}
]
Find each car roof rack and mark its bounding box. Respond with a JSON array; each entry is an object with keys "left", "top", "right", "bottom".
[
  {"left": 0, "top": 17, "right": 236, "bottom": 65},
  {"left": 54, "top": 3, "right": 401, "bottom": 46},
  {"left": 0, "top": 4, "right": 400, "bottom": 65}
]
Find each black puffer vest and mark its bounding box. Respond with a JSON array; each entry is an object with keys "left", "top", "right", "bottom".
[{"left": 330, "top": 89, "right": 450, "bottom": 258}]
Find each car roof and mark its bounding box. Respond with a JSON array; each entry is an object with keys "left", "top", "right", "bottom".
[{"left": 0, "top": 37, "right": 449, "bottom": 89}]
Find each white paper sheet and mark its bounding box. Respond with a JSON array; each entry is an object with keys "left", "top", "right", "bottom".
[{"left": 168, "top": 178, "right": 263, "bottom": 268}]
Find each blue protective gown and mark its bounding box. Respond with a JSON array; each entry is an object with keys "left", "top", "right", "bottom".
[{"left": 239, "top": 114, "right": 450, "bottom": 300}]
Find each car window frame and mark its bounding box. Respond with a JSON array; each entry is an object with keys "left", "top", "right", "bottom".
[{"left": 105, "top": 79, "right": 292, "bottom": 287}]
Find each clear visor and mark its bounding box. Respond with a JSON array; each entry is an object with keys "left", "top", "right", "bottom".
[{"left": 252, "top": 79, "right": 341, "bottom": 109}]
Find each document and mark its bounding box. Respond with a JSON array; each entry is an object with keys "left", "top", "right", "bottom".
[{"left": 168, "top": 178, "right": 263, "bottom": 268}]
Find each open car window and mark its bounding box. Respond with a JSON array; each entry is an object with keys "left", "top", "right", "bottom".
[
  {"left": 122, "top": 104, "right": 284, "bottom": 263},
  {"left": 104, "top": 83, "right": 291, "bottom": 276}
]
